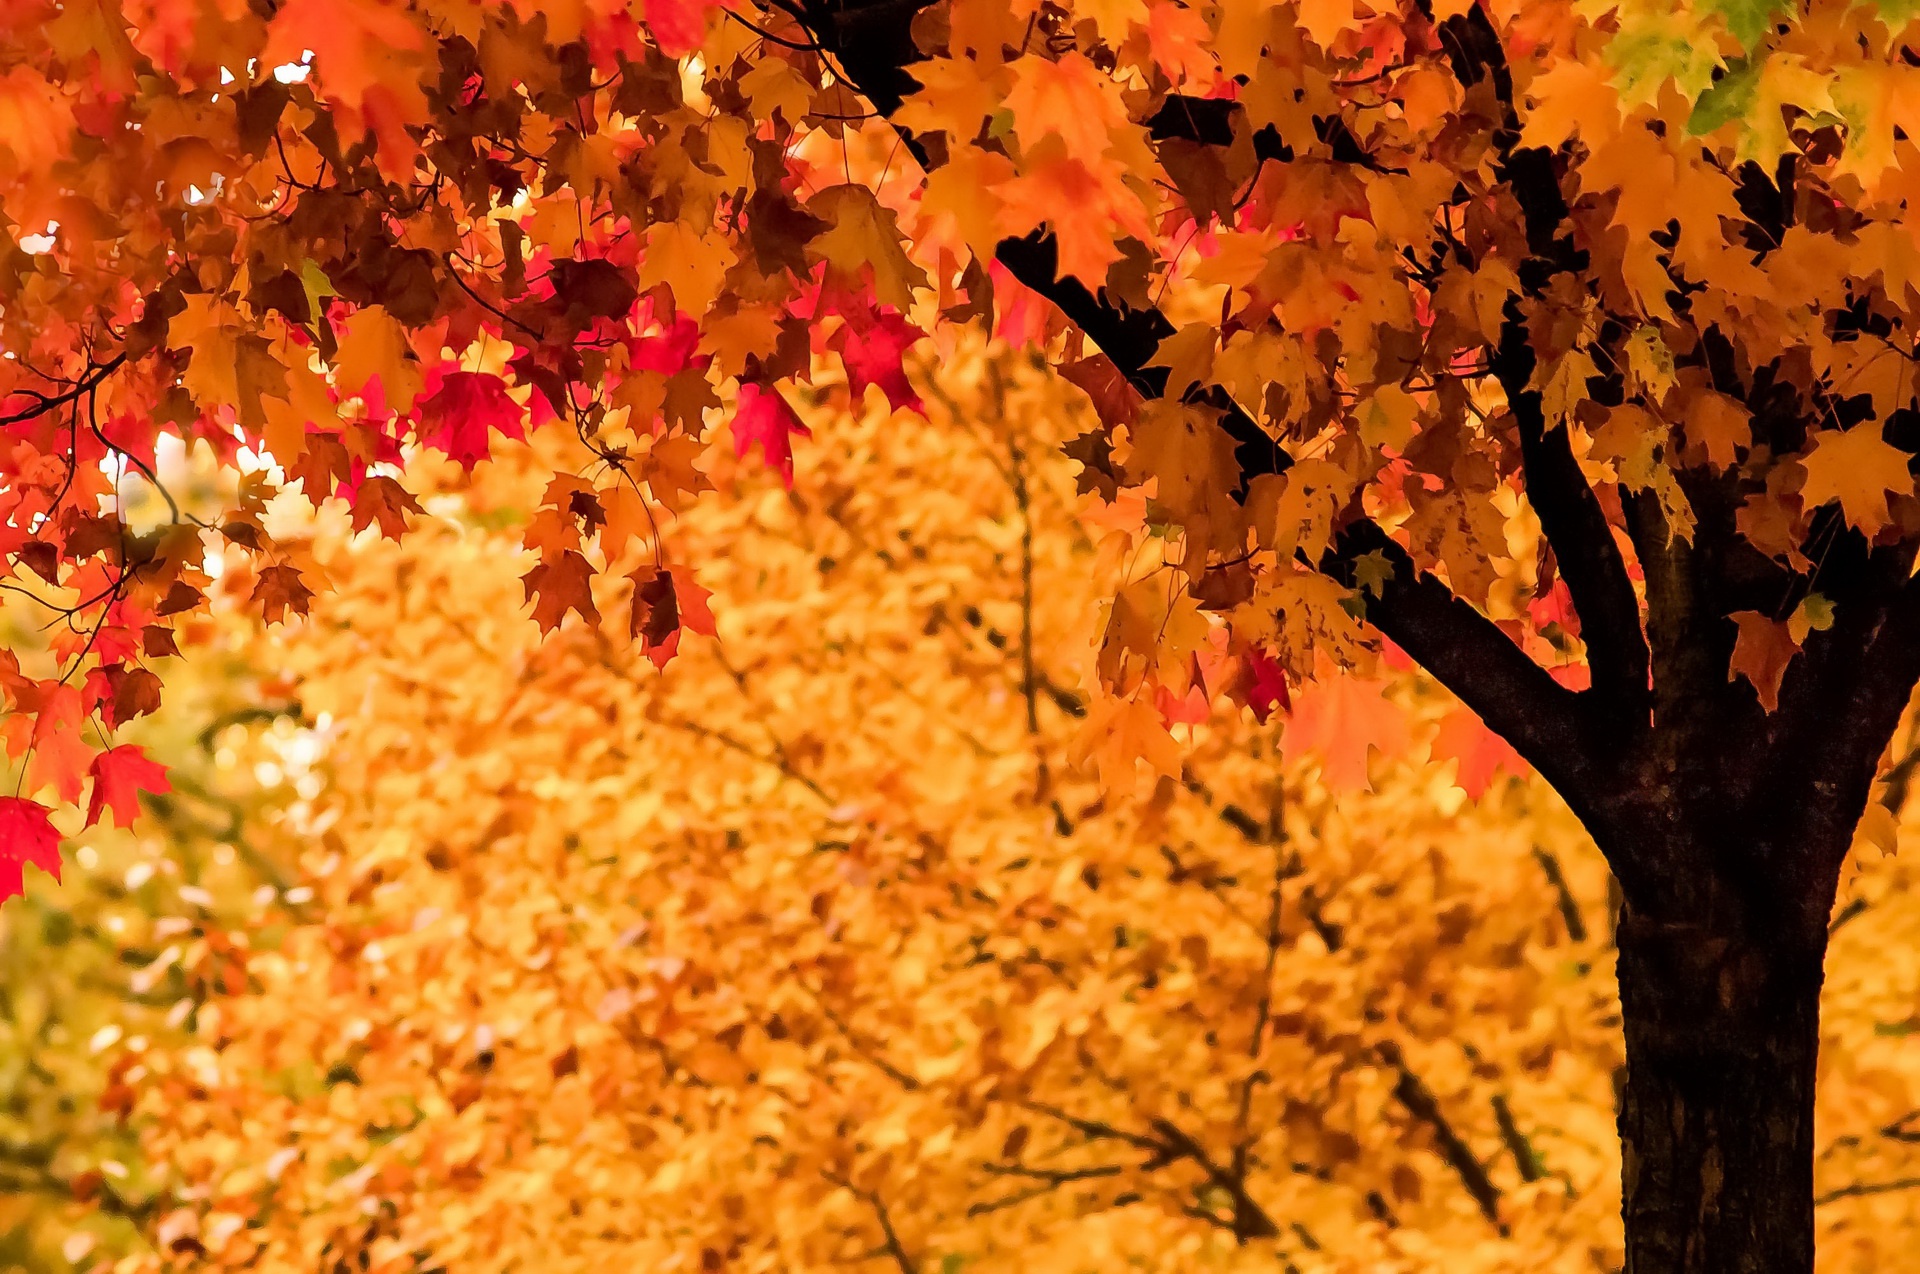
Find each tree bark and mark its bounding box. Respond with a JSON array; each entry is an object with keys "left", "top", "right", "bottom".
[{"left": 1614, "top": 891, "right": 1827, "bottom": 1274}]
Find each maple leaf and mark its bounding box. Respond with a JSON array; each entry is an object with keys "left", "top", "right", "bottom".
[
  {"left": 0, "top": 69, "right": 74, "bottom": 174},
  {"left": 1236, "top": 645, "right": 1291, "bottom": 724},
  {"left": 1684, "top": 389, "right": 1751, "bottom": 469},
  {"left": 548, "top": 258, "right": 640, "bottom": 324},
  {"left": 628, "top": 564, "right": 715, "bottom": 668},
  {"left": 85, "top": 744, "right": 170, "bottom": 830},
  {"left": 416, "top": 371, "right": 525, "bottom": 470},
  {"left": 333, "top": 306, "right": 424, "bottom": 415},
  {"left": 263, "top": 0, "right": 425, "bottom": 114},
  {"left": 744, "top": 189, "right": 829, "bottom": 279},
  {"left": 1281, "top": 675, "right": 1411, "bottom": 792},
  {"left": 1058, "top": 354, "right": 1141, "bottom": 431},
  {"left": 253, "top": 565, "right": 316, "bottom": 624},
  {"left": 636, "top": 223, "right": 735, "bottom": 317},
  {"left": 632, "top": 317, "right": 705, "bottom": 375},
  {"left": 24, "top": 682, "right": 92, "bottom": 806},
  {"left": 349, "top": 476, "right": 422, "bottom": 540},
  {"left": 1433, "top": 706, "right": 1529, "bottom": 798},
  {"left": 806, "top": 185, "right": 930, "bottom": 312},
  {"left": 730, "top": 384, "right": 810, "bottom": 486},
  {"left": 523, "top": 551, "right": 601, "bottom": 634},
  {"left": 995, "top": 139, "right": 1149, "bottom": 284},
  {"left": 1797, "top": 422, "right": 1916, "bottom": 537},
  {"left": 1727, "top": 610, "right": 1800, "bottom": 711},
  {"left": 1074, "top": 692, "right": 1183, "bottom": 796},
  {"left": 831, "top": 306, "right": 926, "bottom": 413},
  {"left": 0, "top": 797, "right": 60, "bottom": 902},
  {"left": 641, "top": 0, "right": 713, "bottom": 55},
  {"left": 86, "top": 665, "right": 161, "bottom": 728}
]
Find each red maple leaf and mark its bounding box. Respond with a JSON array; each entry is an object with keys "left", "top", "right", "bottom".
[
  {"left": 628, "top": 563, "right": 716, "bottom": 668},
  {"left": 349, "top": 475, "right": 422, "bottom": 539},
  {"left": 730, "top": 383, "right": 810, "bottom": 486},
  {"left": 1154, "top": 681, "right": 1210, "bottom": 725},
  {"left": 415, "top": 370, "right": 525, "bottom": 470},
  {"left": 642, "top": 0, "right": 711, "bottom": 55},
  {"left": 86, "top": 745, "right": 171, "bottom": 829},
  {"left": 631, "top": 316, "right": 704, "bottom": 375},
  {"left": 1432, "top": 706, "right": 1528, "bottom": 799},
  {"left": 1237, "top": 646, "right": 1291, "bottom": 724},
  {"left": 832, "top": 306, "right": 926, "bottom": 413},
  {"left": 0, "top": 797, "right": 62, "bottom": 900}
]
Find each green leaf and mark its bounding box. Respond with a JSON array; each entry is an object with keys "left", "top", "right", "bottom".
[
  {"left": 298, "top": 258, "right": 337, "bottom": 319},
  {"left": 1688, "top": 57, "right": 1762, "bottom": 135},
  {"left": 1353, "top": 549, "right": 1394, "bottom": 598},
  {"left": 1608, "top": 15, "right": 1724, "bottom": 106},
  {"left": 1705, "top": 0, "right": 1793, "bottom": 48}
]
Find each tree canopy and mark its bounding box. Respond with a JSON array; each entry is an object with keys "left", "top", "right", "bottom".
[
  {"left": 12, "top": 1, "right": 1920, "bottom": 1269},
  {"left": 1, "top": 0, "right": 1916, "bottom": 855}
]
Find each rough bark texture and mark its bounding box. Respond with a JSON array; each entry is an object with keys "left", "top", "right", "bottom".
[{"left": 1615, "top": 896, "right": 1826, "bottom": 1274}]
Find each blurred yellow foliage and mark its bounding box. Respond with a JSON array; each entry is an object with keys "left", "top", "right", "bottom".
[{"left": 98, "top": 350, "right": 1920, "bottom": 1274}]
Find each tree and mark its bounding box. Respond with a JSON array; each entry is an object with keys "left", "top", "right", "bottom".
[
  {"left": 0, "top": 551, "right": 302, "bottom": 1271},
  {"left": 3, "top": 1, "right": 1920, "bottom": 1268}
]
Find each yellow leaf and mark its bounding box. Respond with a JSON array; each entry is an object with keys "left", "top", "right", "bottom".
[
  {"left": 332, "top": 306, "right": 423, "bottom": 413},
  {"left": 171, "top": 295, "right": 243, "bottom": 412},
  {"left": 1798, "top": 422, "right": 1915, "bottom": 537},
  {"left": 638, "top": 222, "right": 734, "bottom": 317},
  {"left": 806, "top": 185, "right": 929, "bottom": 311}
]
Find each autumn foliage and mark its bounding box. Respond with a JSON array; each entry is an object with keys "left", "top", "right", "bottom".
[
  {"left": 13, "top": 0, "right": 1920, "bottom": 1269},
  {"left": 120, "top": 356, "right": 1628, "bottom": 1271},
  {"left": 0, "top": 0, "right": 1897, "bottom": 860},
  {"left": 73, "top": 352, "right": 1920, "bottom": 1274}
]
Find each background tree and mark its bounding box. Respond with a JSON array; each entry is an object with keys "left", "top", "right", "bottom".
[
  {"left": 5, "top": 1, "right": 1920, "bottom": 1269},
  {"left": 0, "top": 490, "right": 302, "bottom": 1271},
  {"left": 118, "top": 351, "right": 1920, "bottom": 1274}
]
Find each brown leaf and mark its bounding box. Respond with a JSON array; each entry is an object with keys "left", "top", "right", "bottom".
[
  {"left": 523, "top": 551, "right": 601, "bottom": 633},
  {"left": 252, "top": 566, "right": 315, "bottom": 624}
]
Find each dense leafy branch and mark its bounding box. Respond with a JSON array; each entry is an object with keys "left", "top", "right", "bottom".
[{"left": 793, "top": 0, "right": 1610, "bottom": 817}]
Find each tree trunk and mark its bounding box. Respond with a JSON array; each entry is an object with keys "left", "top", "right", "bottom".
[{"left": 1615, "top": 894, "right": 1827, "bottom": 1274}]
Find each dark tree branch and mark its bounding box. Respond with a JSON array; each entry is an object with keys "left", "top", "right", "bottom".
[
  {"left": 967, "top": 1164, "right": 1126, "bottom": 1218},
  {"left": 1491, "top": 1093, "right": 1546, "bottom": 1183},
  {"left": 1772, "top": 566, "right": 1920, "bottom": 898},
  {"left": 1505, "top": 329, "right": 1649, "bottom": 730},
  {"left": 1620, "top": 490, "right": 1717, "bottom": 755},
  {"left": 1883, "top": 1109, "right": 1920, "bottom": 1143},
  {"left": 803, "top": 0, "right": 1616, "bottom": 844},
  {"left": 1147, "top": 1117, "right": 1281, "bottom": 1241},
  {"left": 1428, "top": 0, "right": 1649, "bottom": 728},
  {"left": 825, "top": 1174, "right": 920, "bottom": 1274},
  {"left": 1322, "top": 523, "right": 1637, "bottom": 882}
]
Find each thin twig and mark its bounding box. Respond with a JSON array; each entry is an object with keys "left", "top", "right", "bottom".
[
  {"left": 0, "top": 353, "right": 126, "bottom": 425},
  {"left": 1830, "top": 896, "right": 1870, "bottom": 937},
  {"left": 1491, "top": 1094, "right": 1544, "bottom": 1183},
  {"left": 1531, "top": 847, "right": 1587, "bottom": 943},
  {"left": 824, "top": 1174, "right": 919, "bottom": 1274},
  {"left": 1816, "top": 1177, "right": 1920, "bottom": 1206}
]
